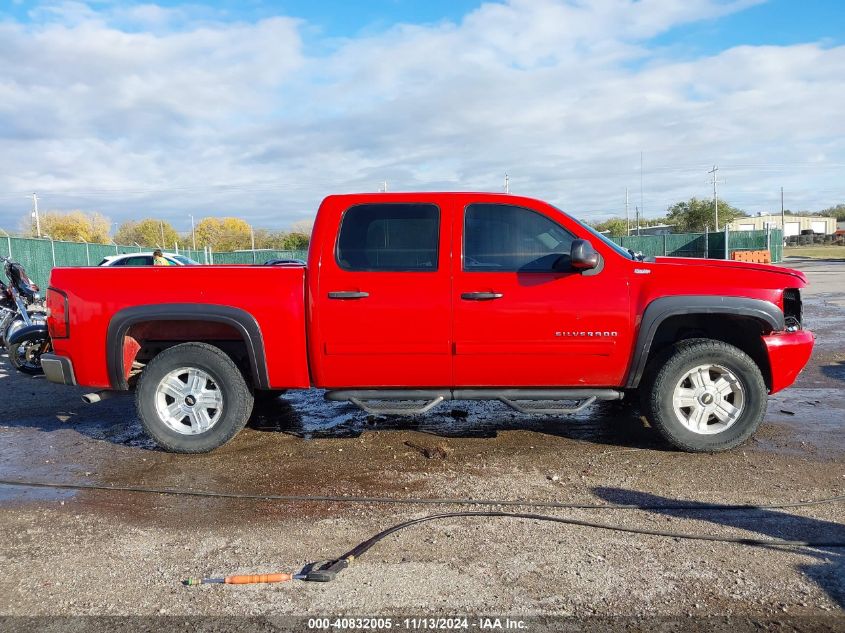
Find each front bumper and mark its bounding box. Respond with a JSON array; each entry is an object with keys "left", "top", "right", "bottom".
[
  {"left": 41, "top": 353, "right": 77, "bottom": 386},
  {"left": 763, "top": 329, "right": 814, "bottom": 394}
]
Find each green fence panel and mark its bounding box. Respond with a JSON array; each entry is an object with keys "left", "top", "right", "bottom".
[
  {"left": 612, "top": 229, "right": 780, "bottom": 261},
  {"left": 707, "top": 231, "right": 726, "bottom": 259},
  {"left": 211, "top": 251, "right": 255, "bottom": 264},
  {"left": 664, "top": 232, "right": 706, "bottom": 258},
  {"left": 616, "top": 235, "right": 664, "bottom": 258},
  {"left": 211, "top": 249, "right": 308, "bottom": 264},
  {"left": 6, "top": 237, "right": 54, "bottom": 292},
  {"left": 727, "top": 230, "right": 764, "bottom": 251},
  {"left": 770, "top": 229, "right": 783, "bottom": 263},
  {"left": 88, "top": 243, "right": 119, "bottom": 264},
  {"left": 6, "top": 227, "right": 789, "bottom": 293},
  {"left": 0, "top": 235, "right": 12, "bottom": 259},
  {"left": 52, "top": 241, "right": 89, "bottom": 267},
  {"left": 177, "top": 249, "right": 206, "bottom": 263}
]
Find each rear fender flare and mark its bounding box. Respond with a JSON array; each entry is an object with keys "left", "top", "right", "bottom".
[
  {"left": 624, "top": 295, "right": 783, "bottom": 389},
  {"left": 106, "top": 304, "right": 269, "bottom": 390}
]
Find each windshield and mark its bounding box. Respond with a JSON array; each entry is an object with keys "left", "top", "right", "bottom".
[
  {"left": 551, "top": 206, "right": 634, "bottom": 260},
  {"left": 170, "top": 255, "right": 200, "bottom": 265}
]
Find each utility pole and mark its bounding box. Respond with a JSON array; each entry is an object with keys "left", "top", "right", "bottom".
[
  {"left": 159, "top": 220, "right": 165, "bottom": 248},
  {"left": 635, "top": 206, "right": 641, "bottom": 236},
  {"left": 708, "top": 165, "right": 720, "bottom": 230},
  {"left": 639, "top": 151, "right": 644, "bottom": 225},
  {"left": 250, "top": 226, "right": 256, "bottom": 264},
  {"left": 31, "top": 193, "right": 41, "bottom": 237},
  {"left": 379, "top": 181, "right": 388, "bottom": 193},
  {"left": 780, "top": 186, "right": 785, "bottom": 237},
  {"left": 504, "top": 173, "right": 510, "bottom": 194},
  {"left": 190, "top": 214, "right": 196, "bottom": 251},
  {"left": 625, "top": 188, "right": 630, "bottom": 235}
]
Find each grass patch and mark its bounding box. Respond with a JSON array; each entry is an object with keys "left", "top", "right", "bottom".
[{"left": 784, "top": 245, "right": 845, "bottom": 260}]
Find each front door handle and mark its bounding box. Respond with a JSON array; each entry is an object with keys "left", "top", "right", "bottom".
[
  {"left": 461, "top": 291, "right": 503, "bottom": 301},
  {"left": 328, "top": 291, "right": 369, "bottom": 300}
]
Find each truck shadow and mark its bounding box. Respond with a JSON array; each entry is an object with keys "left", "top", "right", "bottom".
[
  {"left": 820, "top": 360, "right": 845, "bottom": 383},
  {"left": 592, "top": 486, "right": 845, "bottom": 609},
  {"left": 0, "top": 360, "right": 662, "bottom": 451},
  {"left": 1, "top": 388, "right": 664, "bottom": 454},
  {"left": 250, "top": 391, "right": 666, "bottom": 451}
]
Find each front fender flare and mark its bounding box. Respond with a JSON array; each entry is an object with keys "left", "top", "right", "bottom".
[{"left": 624, "top": 295, "right": 783, "bottom": 389}]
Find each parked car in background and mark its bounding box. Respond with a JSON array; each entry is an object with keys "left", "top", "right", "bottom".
[{"left": 98, "top": 252, "right": 200, "bottom": 267}]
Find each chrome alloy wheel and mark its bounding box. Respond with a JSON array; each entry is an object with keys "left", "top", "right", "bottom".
[
  {"left": 154, "top": 367, "right": 223, "bottom": 434},
  {"left": 671, "top": 363, "right": 745, "bottom": 435}
]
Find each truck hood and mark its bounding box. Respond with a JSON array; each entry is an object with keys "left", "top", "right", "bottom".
[{"left": 649, "top": 257, "right": 807, "bottom": 284}]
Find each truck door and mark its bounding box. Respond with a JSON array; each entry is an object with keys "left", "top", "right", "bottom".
[
  {"left": 313, "top": 201, "right": 452, "bottom": 387},
  {"left": 452, "top": 201, "right": 631, "bottom": 387}
]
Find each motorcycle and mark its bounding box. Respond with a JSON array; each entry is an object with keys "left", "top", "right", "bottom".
[{"left": 0, "top": 256, "right": 49, "bottom": 375}]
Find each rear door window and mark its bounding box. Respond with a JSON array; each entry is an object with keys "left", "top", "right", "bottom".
[{"left": 336, "top": 203, "right": 440, "bottom": 272}]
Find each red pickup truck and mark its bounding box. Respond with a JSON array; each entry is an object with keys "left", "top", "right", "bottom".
[{"left": 41, "top": 192, "right": 813, "bottom": 453}]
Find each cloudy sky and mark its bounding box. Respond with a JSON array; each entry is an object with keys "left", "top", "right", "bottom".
[{"left": 1, "top": 0, "right": 844, "bottom": 232}]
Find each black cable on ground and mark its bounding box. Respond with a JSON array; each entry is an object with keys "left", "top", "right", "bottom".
[
  {"left": 1, "top": 478, "right": 843, "bottom": 511},
  {"left": 346, "top": 510, "right": 845, "bottom": 557},
  {"left": 297, "top": 510, "right": 845, "bottom": 583},
  {"left": 3, "top": 478, "right": 842, "bottom": 585}
]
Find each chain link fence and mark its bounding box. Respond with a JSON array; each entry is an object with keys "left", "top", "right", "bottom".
[
  {"left": 0, "top": 234, "right": 307, "bottom": 291},
  {"left": 0, "top": 227, "right": 781, "bottom": 293},
  {"left": 611, "top": 228, "right": 783, "bottom": 262}
]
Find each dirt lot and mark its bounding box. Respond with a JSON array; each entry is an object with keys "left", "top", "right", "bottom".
[{"left": 1, "top": 258, "right": 843, "bottom": 630}]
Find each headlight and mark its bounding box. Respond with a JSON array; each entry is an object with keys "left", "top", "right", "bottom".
[{"left": 783, "top": 288, "right": 802, "bottom": 330}]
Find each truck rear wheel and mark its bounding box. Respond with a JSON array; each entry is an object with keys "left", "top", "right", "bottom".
[
  {"left": 136, "top": 342, "right": 254, "bottom": 453},
  {"left": 643, "top": 339, "right": 767, "bottom": 452}
]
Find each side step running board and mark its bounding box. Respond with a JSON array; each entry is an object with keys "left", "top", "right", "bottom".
[
  {"left": 325, "top": 388, "right": 623, "bottom": 416},
  {"left": 498, "top": 396, "right": 596, "bottom": 415},
  {"left": 348, "top": 396, "right": 445, "bottom": 416}
]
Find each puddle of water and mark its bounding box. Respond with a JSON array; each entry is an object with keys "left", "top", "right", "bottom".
[{"left": 250, "top": 389, "right": 652, "bottom": 445}]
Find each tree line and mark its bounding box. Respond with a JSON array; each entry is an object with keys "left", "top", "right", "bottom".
[
  {"left": 593, "top": 198, "right": 844, "bottom": 236},
  {"left": 17, "top": 198, "right": 844, "bottom": 245},
  {"left": 17, "top": 211, "right": 311, "bottom": 251}
]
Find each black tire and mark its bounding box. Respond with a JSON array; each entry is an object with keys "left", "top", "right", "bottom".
[
  {"left": 8, "top": 337, "right": 47, "bottom": 375},
  {"left": 642, "top": 338, "right": 767, "bottom": 452},
  {"left": 135, "top": 342, "right": 254, "bottom": 453}
]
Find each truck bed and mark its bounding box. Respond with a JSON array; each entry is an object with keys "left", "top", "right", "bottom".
[{"left": 48, "top": 265, "right": 310, "bottom": 389}]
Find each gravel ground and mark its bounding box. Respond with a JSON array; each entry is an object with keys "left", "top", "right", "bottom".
[{"left": 0, "top": 258, "right": 843, "bottom": 630}]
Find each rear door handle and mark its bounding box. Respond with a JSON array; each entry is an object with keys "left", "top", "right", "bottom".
[
  {"left": 328, "top": 291, "right": 369, "bottom": 300},
  {"left": 461, "top": 292, "right": 503, "bottom": 301}
]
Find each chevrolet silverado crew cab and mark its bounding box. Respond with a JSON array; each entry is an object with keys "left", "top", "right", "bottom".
[{"left": 41, "top": 193, "right": 813, "bottom": 453}]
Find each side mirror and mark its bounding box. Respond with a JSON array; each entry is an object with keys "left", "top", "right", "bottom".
[{"left": 570, "top": 239, "right": 599, "bottom": 271}]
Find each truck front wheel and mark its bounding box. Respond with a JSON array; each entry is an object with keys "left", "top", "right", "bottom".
[
  {"left": 643, "top": 339, "right": 767, "bottom": 452},
  {"left": 136, "top": 342, "right": 254, "bottom": 453}
]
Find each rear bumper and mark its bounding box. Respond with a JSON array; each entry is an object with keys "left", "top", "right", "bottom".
[
  {"left": 41, "top": 353, "right": 77, "bottom": 386},
  {"left": 763, "top": 329, "right": 814, "bottom": 394}
]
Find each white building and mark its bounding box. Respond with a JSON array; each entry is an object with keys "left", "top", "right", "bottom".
[{"left": 727, "top": 214, "right": 836, "bottom": 236}]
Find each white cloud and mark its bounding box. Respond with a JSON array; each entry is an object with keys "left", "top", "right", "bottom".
[{"left": 0, "top": 0, "right": 843, "bottom": 231}]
